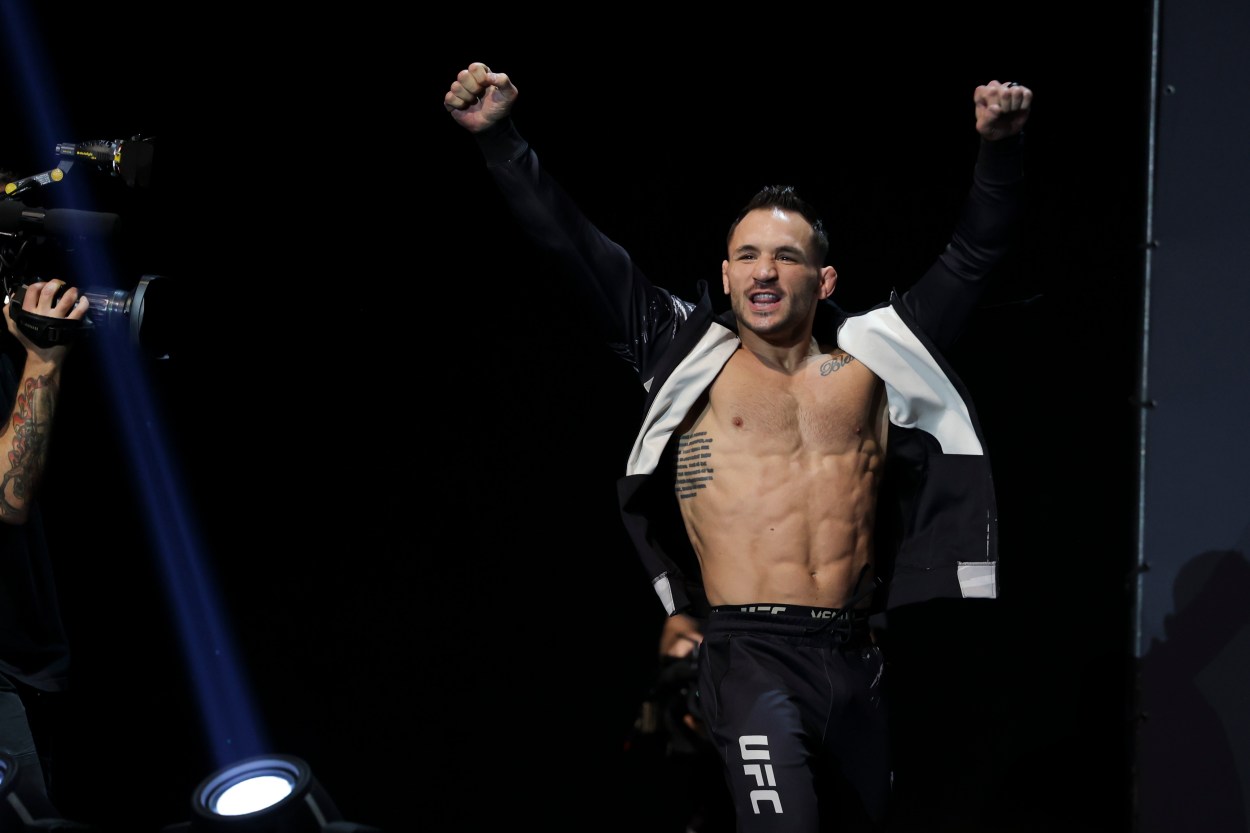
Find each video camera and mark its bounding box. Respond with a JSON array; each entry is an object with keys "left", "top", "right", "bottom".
[{"left": 0, "top": 135, "right": 173, "bottom": 358}]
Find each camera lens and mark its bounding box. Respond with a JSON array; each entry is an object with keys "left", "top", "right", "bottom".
[{"left": 79, "top": 275, "right": 177, "bottom": 359}]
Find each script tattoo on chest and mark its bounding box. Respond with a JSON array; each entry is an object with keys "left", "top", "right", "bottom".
[
  {"left": 674, "top": 431, "right": 713, "bottom": 500},
  {"left": 820, "top": 352, "right": 856, "bottom": 376}
]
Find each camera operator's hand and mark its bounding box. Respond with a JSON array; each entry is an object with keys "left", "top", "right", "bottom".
[
  {"left": 5, "top": 279, "right": 90, "bottom": 362},
  {"left": 660, "top": 613, "right": 703, "bottom": 659},
  {"left": 658, "top": 613, "right": 707, "bottom": 736}
]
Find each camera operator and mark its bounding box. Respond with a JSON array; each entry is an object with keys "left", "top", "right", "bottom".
[
  {"left": 0, "top": 274, "right": 89, "bottom": 806},
  {"left": 626, "top": 612, "right": 734, "bottom": 832}
]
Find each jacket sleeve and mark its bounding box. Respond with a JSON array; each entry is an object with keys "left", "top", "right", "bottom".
[
  {"left": 897, "top": 134, "right": 1026, "bottom": 353},
  {"left": 474, "top": 119, "right": 695, "bottom": 376}
]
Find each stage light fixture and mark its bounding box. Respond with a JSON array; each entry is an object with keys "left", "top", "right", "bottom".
[
  {"left": 160, "top": 754, "right": 381, "bottom": 833},
  {"left": 0, "top": 752, "right": 98, "bottom": 831}
]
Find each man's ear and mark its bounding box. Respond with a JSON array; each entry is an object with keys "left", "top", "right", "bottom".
[
  {"left": 819, "top": 265, "right": 838, "bottom": 299},
  {"left": 722, "top": 260, "right": 731, "bottom": 294}
]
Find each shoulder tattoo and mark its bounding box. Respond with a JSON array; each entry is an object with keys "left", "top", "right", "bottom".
[{"left": 820, "top": 352, "right": 857, "bottom": 376}]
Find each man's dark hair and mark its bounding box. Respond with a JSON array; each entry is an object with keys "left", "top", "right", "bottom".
[{"left": 726, "top": 185, "right": 829, "bottom": 263}]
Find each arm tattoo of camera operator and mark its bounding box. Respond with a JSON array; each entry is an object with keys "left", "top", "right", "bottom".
[{"left": 0, "top": 374, "right": 58, "bottom": 518}]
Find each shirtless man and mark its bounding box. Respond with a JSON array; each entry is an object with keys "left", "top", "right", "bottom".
[
  {"left": 675, "top": 184, "right": 889, "bottom": 611},
  {"left": 445, "top": 62, "right": 1032, "bottom": 832}
]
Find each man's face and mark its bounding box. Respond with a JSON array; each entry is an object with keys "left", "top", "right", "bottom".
[{"left": 722, "top": 207, "right": 834, "bottom": 342}]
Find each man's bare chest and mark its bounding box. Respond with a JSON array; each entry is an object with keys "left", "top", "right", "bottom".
[{"left": 683, "top": 350, "right": 885, "bottom": 454}]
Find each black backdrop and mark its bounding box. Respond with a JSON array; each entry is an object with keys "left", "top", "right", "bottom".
[{"left": 0, "top": 5, "right": 1154, "bottom": 832}]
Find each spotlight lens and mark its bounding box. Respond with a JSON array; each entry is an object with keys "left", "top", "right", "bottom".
[{"left": 213, "top": 774, "right": 294, "bottom": 815}]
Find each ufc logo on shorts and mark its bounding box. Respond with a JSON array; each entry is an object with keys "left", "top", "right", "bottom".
[{"left": 739, "top": 735, "right": 782, "bottom": 814}]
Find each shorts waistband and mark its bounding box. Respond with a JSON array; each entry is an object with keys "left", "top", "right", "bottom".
[
  {"left": 709, "top": 603, "right": 871, "bottom": 621},
  {"left": 705, "top": 603, "right": 874, "bottom": 645}
]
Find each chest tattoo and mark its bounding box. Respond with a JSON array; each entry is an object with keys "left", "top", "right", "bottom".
[{"left": 674, "top": 431, "right": 714, "bottom": 500}]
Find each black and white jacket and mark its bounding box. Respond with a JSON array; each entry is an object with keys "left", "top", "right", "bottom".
[{"left": 476, "top": 119, "right": 1025, "bottom": 617}]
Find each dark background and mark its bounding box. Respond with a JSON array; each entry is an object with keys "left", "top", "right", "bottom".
[{"left": 0, "top": 5, "right": 1156, "bottom": 832}]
